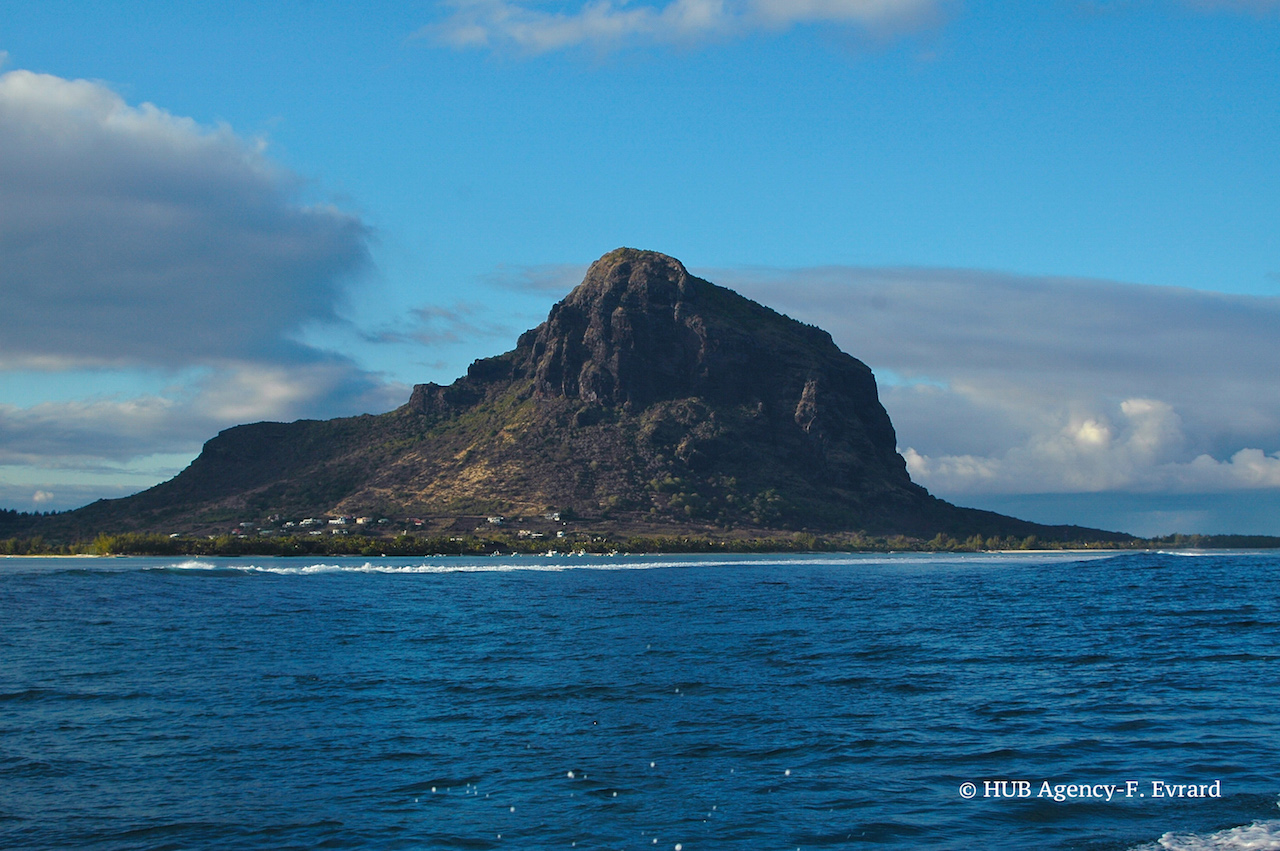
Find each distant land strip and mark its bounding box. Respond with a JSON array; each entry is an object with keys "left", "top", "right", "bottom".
[{"left": 3, "top": 531, "right": 1278, "bottom": 558}]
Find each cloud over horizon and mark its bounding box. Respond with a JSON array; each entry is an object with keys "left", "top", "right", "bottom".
[
  {"left": 711, "top": 265, "right": 1280, "bottom": 498},
  {"left": 0, "top": 68, "right": 402, "bottom": 510}
]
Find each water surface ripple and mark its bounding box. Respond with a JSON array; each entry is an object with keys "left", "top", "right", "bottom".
[{"left": 2, "top": 551, "right": 1277, "bottom": 850}]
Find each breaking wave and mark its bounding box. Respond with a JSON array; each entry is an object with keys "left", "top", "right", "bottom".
[
  {"left": 1131, "top": 819, "right": 1280, "bottom": 850},
  {"left": 141, "top": 550, "right": 1120, "bottom": 576}
]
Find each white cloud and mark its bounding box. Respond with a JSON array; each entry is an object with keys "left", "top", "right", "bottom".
[
  {"left": 0, "top": 69, "right": 371, "bottom": 368},
  {"left": 899, "top": 397, "right": 1280, "bottom": 494},
  {"left": 0, "top": 359, "right": 406, "bottom": 512},
  {"left": 423, "top": 0, "right": 1275, "bottom": 55},
  {"left": 0, "top": 362, "right": 405, "bottom": 470},
  {"left": 711, "top": 265, "right": 1280, "bottom": 496},
  {"left": 426, "top": 0, "right": 947, "bottom": 53},
  {"left": 0, "top": 67, "right": 407, "bottom": 510}
]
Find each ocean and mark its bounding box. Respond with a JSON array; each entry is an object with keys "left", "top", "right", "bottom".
[{"left": 2, "top": 550, "right": 1278, "bottom": 850}]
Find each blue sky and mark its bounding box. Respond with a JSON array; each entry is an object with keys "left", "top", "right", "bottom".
[{"left": 2, "top": 1, "right": 1279, "bottom": 535}]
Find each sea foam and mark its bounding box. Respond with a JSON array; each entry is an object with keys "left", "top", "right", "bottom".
[
  {"left": 144, "top": 550, "right": 1119, "bottom": 577},
  {"left": 1131, "top": 820, "right": 1280, "bottom": 851}
]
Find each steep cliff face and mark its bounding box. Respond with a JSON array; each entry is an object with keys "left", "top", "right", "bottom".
[
  {"left": 43, "top": 248, "right": 1124, "bottom": 540},
  {"left": 525, "top": 249, "right": 708, "bottom": 406},
  {"left": 524, "top": 250, "right": 890, "bottom": 425},
  {"left": 548, "top": 250, "right": 907, "bottom": 485},
  {"left": 394, "top": 248, "right": 928, "bottom": 529}
]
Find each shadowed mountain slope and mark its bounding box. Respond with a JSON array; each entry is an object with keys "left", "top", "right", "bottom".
[{"left": 27, "top": 249, "right": 1129, "bottom": 543}]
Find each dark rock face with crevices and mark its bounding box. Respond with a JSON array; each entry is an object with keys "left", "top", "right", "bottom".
[
  {"left": 33, "top": 248, "right": 1129, "bottom": 541},
  {"left": 494, "top": 249, "right": 921, "bottom": 522}
]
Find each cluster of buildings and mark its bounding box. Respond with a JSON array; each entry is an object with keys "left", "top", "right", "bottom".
[
  {"left": 223, "top": 515, "right": 386, "bottom": 538},
  {"left": 212, "top": 510, "right": 569, "bottom": 539}
]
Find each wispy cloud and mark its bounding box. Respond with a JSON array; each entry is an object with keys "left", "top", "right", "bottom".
[
  {"left": 364, "top": 302, "right": 519, "bottom": 347},
  {"left": 485, "top": 262, "right": 591, "bottom": 294},
  {"left": 424, "top": 0, "right": 1277, "bottom": 55},
  {"left": 712, "top": 265, "right": 1280, "bottom": 497},
  {"left": 424, "top": 0, "right": 949, "bottom": 54}
]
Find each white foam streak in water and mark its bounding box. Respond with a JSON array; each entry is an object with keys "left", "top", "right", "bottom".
[
  {"left": 1131, "top": 820, "right": 1280, "bottom": 851},
  {"left": 152, "top": 551, "right": 1120, "bottom": 576},
  {"left": 170, "top": 560, "right": 219, "bottom": 571},
  {"left": 1155, "top": 550, "right": 1278, "bottom": 558}
]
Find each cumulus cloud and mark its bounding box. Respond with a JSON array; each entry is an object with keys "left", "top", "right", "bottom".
[
  {"left": 0, "top": 68, "right": 406, "bottom": 510},
  {"left": 900, "top": 405, "right": 1280, "bottom": 495},
  {"left": 0, "top": 68, "right": 371, "bottom": 369},
  {"left": 425, "top": 0, "right": 948, "bottom": 53},
  {"left": 710, "top": 265, "right": 1280, "bottom": 496}
]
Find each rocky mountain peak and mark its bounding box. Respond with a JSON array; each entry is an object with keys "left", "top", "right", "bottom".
[
  {"left": 523, "top": 248, "right": 705, "bottom": 406},
  {"left": 562, "top": 247, "right": 696, "bottom": 312},
  {"left": 416, "top": 247, "right": 904, "bottom": 461}
]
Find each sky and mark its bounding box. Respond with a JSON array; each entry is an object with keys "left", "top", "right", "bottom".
[{"left": 2, "top": 0, "right": 1278, "bottom": 536}]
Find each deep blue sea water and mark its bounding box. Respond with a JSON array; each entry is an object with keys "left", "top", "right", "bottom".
[{"left": 2, "top": 550, "right": 1279, "bottom": 851}]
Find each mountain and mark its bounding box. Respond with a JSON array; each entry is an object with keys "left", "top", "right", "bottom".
[{"left": 16, "top": 249, "right": 1129, "bottom": 544}]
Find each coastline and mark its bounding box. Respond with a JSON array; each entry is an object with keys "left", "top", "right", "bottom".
[{"left": 4, "top": 536, "right": 1278, "bottom": 558}]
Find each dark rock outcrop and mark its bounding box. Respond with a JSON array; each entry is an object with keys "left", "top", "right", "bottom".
[{"left": 469, "top": 248, "right": 924, "bottom": 527}]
